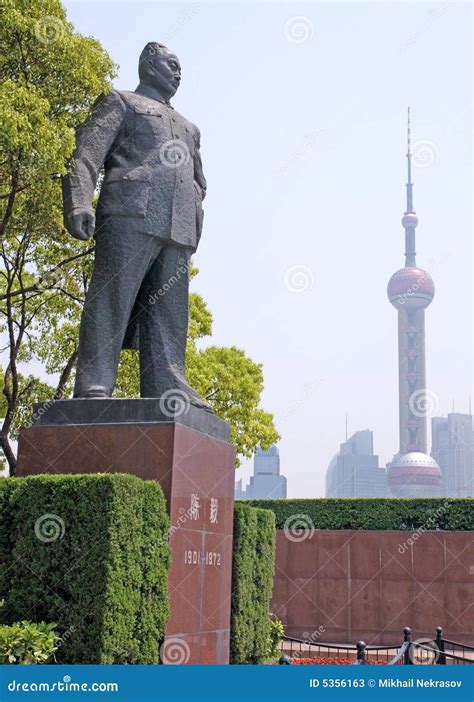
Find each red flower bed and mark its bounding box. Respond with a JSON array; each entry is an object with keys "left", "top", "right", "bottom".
[{"left": 292, "top": 657, "right": 387, "bottom": 665}]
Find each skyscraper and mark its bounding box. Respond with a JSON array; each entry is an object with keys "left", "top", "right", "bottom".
[
  {"left": 325, "top": 429, "right": 388, "bottom": 497},
  {"left": 386, "top": 110, "right": 442, "bottom": 497},
  {"left": 235, "top": 445, "right": 287, "bottom": 499},
  {"left": 432, "top": 413, "right": 474, "bottom": 497}
]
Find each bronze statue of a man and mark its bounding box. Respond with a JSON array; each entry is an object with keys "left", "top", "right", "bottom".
[{"left": 63, "top": 42, "right": 209, "bottom": 410}]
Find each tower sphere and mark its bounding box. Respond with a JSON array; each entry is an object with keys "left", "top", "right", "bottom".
[
  {"left": 387, "top": 267, "right": 435, "bottom": 310},
  {"left": 388, "top": 451, "right": 441, "bottom": 496},
  {"left": 401, "top": 212, "right": 419, "bottom": 229}
]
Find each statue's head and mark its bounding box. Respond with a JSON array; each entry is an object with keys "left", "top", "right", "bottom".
[{"left": 138, "top": 42, "right": 181, "bottom": 100}]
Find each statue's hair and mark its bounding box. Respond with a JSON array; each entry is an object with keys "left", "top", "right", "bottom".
[{"left": 138, "top": 42, "right": 169, "bottom": 80}]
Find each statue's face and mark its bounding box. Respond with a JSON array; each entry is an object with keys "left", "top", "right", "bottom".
[{"left": 145, "top": 48, "right": 181, "bottom": 99}]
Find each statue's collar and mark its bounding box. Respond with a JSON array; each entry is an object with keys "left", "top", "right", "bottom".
[{"left": 135, "top": 83, "right": 173, "bottom": 107}]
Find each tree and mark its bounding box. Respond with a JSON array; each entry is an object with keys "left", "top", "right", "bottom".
[
  {"left": 0, "top": 0, "right": 279, "bottom": 474},
  {"left": 0, "top": 0, "right": 116, "bottom": 473}
]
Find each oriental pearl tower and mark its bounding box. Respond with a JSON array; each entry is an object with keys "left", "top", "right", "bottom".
[{"left": 386, "top": 109, "right": 442, "bottom": 497}]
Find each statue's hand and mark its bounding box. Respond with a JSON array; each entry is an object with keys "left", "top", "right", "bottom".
[{"left": 65, "top": 209, "right": 95, "bottom": 241}]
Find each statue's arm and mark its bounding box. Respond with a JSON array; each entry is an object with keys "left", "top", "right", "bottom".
[
  {"left": 62, "top": 90, "right": 127, "bottom": 240},
  {"left": 193, "top": 128, "right": 207, "bottom": 201}
]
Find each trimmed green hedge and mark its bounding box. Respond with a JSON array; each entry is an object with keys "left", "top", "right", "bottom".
[
  {"left": 0, "top": 477, "right": 16, "bottom": 607},
  {"left": 243, "top": 498, "right": 473, "bottom": 531},
  {"left": 231, "top": 503, "right": 276, "bottom": 664},
  {"left": 0, "top": 474, "right": 170, "bottom": 663}
]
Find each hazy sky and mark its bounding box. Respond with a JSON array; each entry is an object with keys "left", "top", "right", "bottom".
[{"left": 62, "top": 0, "right": 472, "bottom": 497}]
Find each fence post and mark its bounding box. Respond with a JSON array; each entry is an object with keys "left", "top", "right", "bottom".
[
  {"left": 435, "top": 626, "right": 446, "bottom": 665},
  {"left": 356, "top": 641, "right": 367, "bottom": 664},
  {"left": 403, "top": 627, "right": 412, "bottom": 665}
]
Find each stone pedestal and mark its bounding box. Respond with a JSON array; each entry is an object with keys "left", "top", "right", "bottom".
[{"left": 17, "top": 399, "right": 235, "bottom": 664}]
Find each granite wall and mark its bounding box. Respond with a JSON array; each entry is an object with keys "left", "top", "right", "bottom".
[{"left": 271, "top": 529, "right": 473, "bottom": 645}]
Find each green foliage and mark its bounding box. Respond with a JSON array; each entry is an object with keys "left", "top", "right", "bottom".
[
  {"left": 7, "top": 375, "right": 53, "bottom": 441},
  {"left": 251, "top": 508, "right": 277, "bottom": 661},
  {"left": 0, "top": 478, "right": 16, "bottom": 593},
  {"left": 244, "top": 498, "right": 474, "bottom": 531},
  {"left": 267, "top": 614, "right": 284, "bottom": 659},
  {"left": 230, "top": 503, "right": 276, "bottom": 664},
  {"left": 187, "top": 345, "right": 279, "bottom": 462},
  {"left": 0, "top": 474, "right": 170, "bottom": 663},
  {"left": 0, "top": 620, "right": 58, "bottom": 664},
  {"left": 230, "top": 503, "right": 257, "bottom": 664},
  {"left": 0, "top": 0, "right": 116, "bottom": 474},
  {"left": 188, "top": 289, "right": 213, "bottom": 341}
]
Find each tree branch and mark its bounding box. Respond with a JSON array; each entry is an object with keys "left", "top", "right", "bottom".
[
  {"left": 0, "top": 246, "right": 94, "bottom": 301},
  {"left": 0, "top": 172, "right": 18, "bottom": 238},
  {"left": 0, "top": 183, "right": 28, "bottom": 199},
  {"left": 54, "top": 347, "right": 78, "bottom": 400}
]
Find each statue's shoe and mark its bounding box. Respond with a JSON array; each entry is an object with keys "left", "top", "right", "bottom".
[
  {"left": 157, "top": 383, "right": 214, "bottom": 415},
  {"left": 189, "top": 396, "right": 214, "bottom": 414}
]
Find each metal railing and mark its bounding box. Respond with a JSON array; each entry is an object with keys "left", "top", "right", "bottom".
[
  {"left": 279, "top": 626, "right": 473, "bottom": 665},
  {"left": 438, "top": 627, "right": 474, "bottom": 664}
]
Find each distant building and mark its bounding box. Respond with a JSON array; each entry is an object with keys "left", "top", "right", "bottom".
[
  {"left": 235, "top": 445, "right": 287, "bottom": 500},
  {"left": 325, "top": 430, "right": 388, "bottom": 497},
  {"left": 431, "top": 413, "right": 474, "bottom": 497}
]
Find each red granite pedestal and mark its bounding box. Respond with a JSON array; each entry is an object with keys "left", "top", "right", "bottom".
[{"left": 17, "top": 399, "right": 235, "bottom": 664}]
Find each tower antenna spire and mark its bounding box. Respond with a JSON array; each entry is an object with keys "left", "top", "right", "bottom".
[
  {"left": 406, "top": 106, "right": 414, "bottom": 213},
  {"left": 402, "top": 107, "right": 417, "bottom": 266}
]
